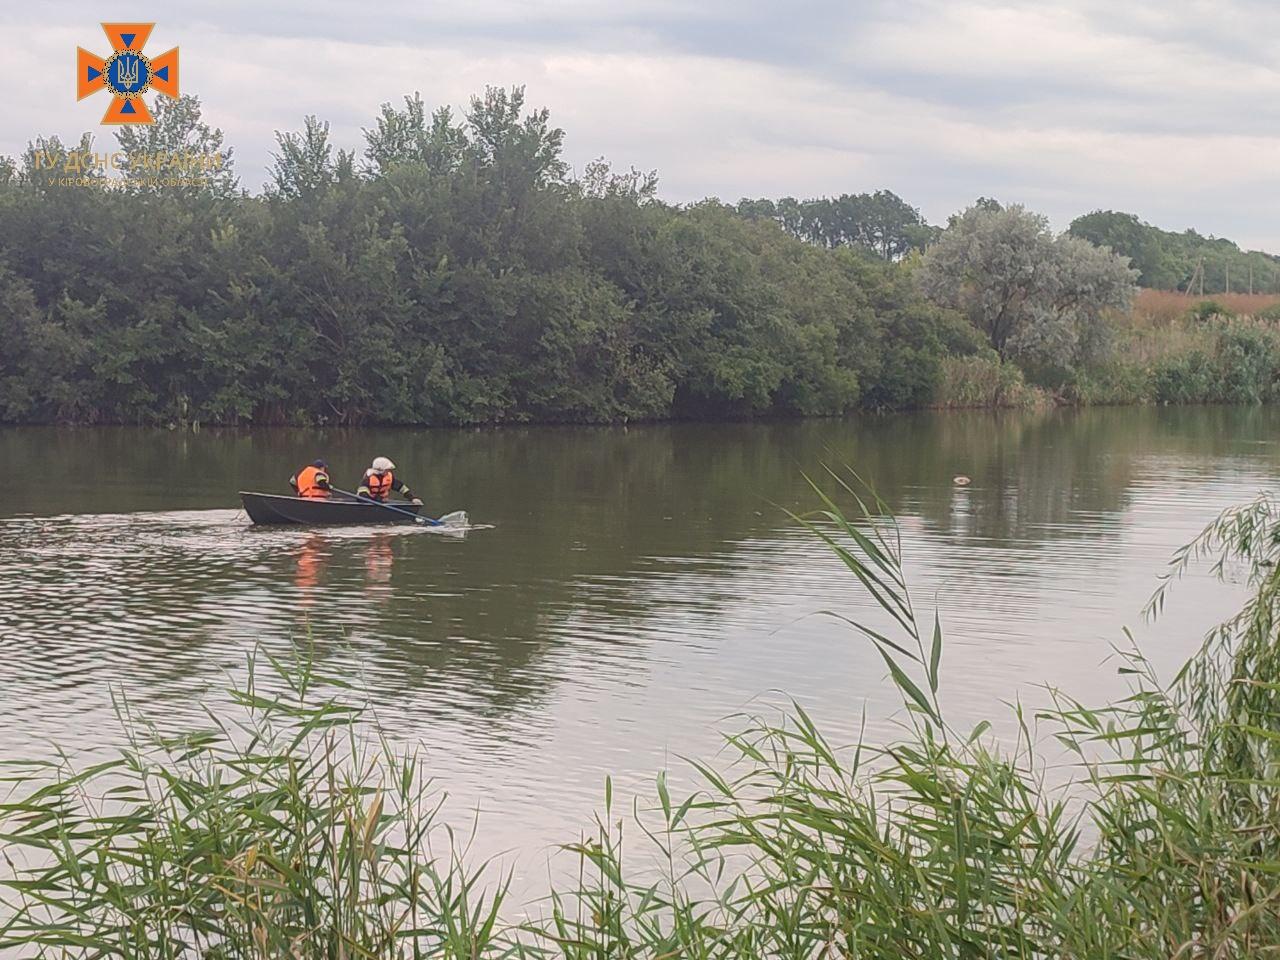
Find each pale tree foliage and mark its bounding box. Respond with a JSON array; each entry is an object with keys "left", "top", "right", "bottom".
[
  {"left": 578, "top": 158, "right": 658, "bottom": 201},
  {"left": 359, "top": 87, "right": 569, "bottom": 193},
  {"left": 20, "top": 133, "right": 104, "bottom": 190},
  {"left": 464, "top": 86, "right": 566, "bottom": 186},
  {"left": 362, "top": 93, "right": 467, "bottom": 177},
  {"left": 269, "top": 116, "right": 355, "bottom": 200},
  {"left": 115, "top": 96, "right": 239, "bottom": 197},
  {"left": 919, "top": 203, "right": 1138, "bottom": 367}
]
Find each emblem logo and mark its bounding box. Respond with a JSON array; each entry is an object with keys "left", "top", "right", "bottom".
[{"left": 77, "top": 23, "right": 179, "bottom": 124}]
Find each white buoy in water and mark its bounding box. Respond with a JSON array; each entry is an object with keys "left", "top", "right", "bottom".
[{"left": 953, "top": 475, "right": 971, "bottom": 486}]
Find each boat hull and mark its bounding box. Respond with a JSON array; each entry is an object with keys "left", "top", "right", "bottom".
[{"left": 240, "top": 492, "right": 422, "bottom": 526}]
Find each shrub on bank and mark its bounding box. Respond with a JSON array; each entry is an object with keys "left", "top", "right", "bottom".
[
  {"left": 1064, "top": 357, "right": 1150, "bottom": 405},
  {"left": 1215, "top": 323, "right": 1280, "bottom": 401},
  {"left": 1150, "top": 347, "right": 1216, "bottom": 403},
  {"left": 1188, "top": 298, "right": 1233, "bottom": 321},
  {"left": 1047, "top": 316, "right": 1280, "bottom": 406},
  {"left": 1149, "top": 320, "right": 1280, "bottom": 404}
]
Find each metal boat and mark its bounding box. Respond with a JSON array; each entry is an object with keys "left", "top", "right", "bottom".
[{"left": 239, "top": 491, "right": 423, "bottom": 526}]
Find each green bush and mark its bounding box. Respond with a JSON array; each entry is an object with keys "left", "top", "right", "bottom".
[
  {"left": 1149, "top": 321, "right": 1280, "bottom": 404},
  {"left": 1188, "top": 298, "right": 1233, "bottom": 321},
  {"left": 1215, "top": 323, "right": 1280, "bottom": 402},
  {"left": 1151, "top": 348, "right": 1215, "bottom": 402},
  {"left": 1064, "top": 357, "right": 1149, "bottom": 404}
]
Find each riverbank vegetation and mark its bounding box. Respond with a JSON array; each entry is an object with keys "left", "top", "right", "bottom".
[
  {"left": 2, "top": 89, "right": 1280, "bottom": 426},
  {"left": 1070, "top": 316, "right": 1280, "bottom": 406},
  {"left": 4, "top": 481, "right": 1280, "bottom": 956},
  {"left": 934, "top": 313, "right": 1280, "bottom": 410}
]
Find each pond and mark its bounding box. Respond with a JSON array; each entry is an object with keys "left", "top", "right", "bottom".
[{"left": 0, "top": 406, "right": 1273, "bottom": 879}]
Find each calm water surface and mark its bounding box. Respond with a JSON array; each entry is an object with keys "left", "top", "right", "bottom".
[{"left": 0, "top": 407, "right": 1275, "bottom": 877}]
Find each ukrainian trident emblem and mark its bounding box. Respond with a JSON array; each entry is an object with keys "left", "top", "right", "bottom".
[{"left": 77, "top": 23, "right": 179, "bottom": 124}]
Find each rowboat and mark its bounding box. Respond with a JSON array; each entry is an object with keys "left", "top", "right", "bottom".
[{"left": 240, "top": 491, "right": 424, "bottom": 526}]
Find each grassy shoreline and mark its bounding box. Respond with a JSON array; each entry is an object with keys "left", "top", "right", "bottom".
[
  {"left": 3, "top": 478, "right": 1280, "bottom": 956},
  {"left": 935, "top": 296, "right": 1280, "bottom": 410}
]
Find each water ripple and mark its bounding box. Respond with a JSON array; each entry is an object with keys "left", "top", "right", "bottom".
[{"left": 0, "top": 410, "right": 1277, "bottom": 875}]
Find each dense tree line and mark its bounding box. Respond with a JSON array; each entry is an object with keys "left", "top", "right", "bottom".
[
  {"left": 1069, "top": 209, "right": 1280, "bottom": 294},
  {"left": 0, "top": 90, "right": 985, "bottom": 426},
  {"left": 735, "top": 191, "right": 937, "bottom": 260},
  {"left": 743, "top": 197, "right": 1280, "bottom": 300},
  {"left": 3, "top": 87, "right": 1257, "bottom": 428}
]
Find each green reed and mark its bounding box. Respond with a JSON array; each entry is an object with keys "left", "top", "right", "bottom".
[
  {"left": 4, "top": 471, "right": 1280, "bottom": 957},
  {"left": 0, "top": 650, "right": 508, "bottom": 958}
]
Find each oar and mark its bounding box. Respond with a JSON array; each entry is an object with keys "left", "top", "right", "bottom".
[{"left": 330, "top": 487, "right": 460, "bottom": 528}]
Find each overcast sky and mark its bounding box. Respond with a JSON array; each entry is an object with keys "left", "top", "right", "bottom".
[{"left": 11, "top": 1, "right": 1280, "bottom": 248}]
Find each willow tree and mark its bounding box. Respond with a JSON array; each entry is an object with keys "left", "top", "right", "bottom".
[{"left": 918, "top": 203, "right": 1137, "bottom": 368}]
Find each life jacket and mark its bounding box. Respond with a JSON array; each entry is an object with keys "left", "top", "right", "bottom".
[
  {"left": 296, "top": 465, "right": 330, "bottom": 499},
  {"left": 364, "top": 470, "right": 393, "bottom": 501}
]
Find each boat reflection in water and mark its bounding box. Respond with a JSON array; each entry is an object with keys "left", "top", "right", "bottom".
[
  {"left": 364, "top": 532, "right": 395, "bottom": 600},
  {"left": 294, "top": 533, "right": 329, "bottom": 603},
  {"left": 290, "top": 528, "right": 402, "bottom": 612}
]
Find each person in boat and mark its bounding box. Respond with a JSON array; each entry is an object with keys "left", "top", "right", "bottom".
[
  {"left": 290, "top": 459, "right": 333, "bottom": 499},
  {"left": 357, "top": 456, "right": 422, "bottom": 506}
]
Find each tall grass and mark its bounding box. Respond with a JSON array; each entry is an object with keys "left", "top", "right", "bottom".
[
  {"left": 932, "top": 354, "right": 1049, "bottom": 409},
  {"left": 1132, "top": 288, "right": 1280, "bottom": 326},
  {"left": 4, "top": 475, "right": 1280, "bottom": 956}
]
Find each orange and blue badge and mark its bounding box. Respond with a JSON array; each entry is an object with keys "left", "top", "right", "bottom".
[{"left": 77, "top": 23, "right": 179, "bottom": 124}]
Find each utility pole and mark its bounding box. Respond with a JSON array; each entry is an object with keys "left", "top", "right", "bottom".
[
  {"left": 1226, "top": 262, "right": 1231, "bottom": 295},
  {"left": 1186, "top": 259, "right": 1204, "bottom": 297}
]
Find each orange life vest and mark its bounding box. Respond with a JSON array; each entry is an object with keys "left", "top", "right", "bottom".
[
  {"left": 296, "top": 465, "right": 330, "bottom": 499},
  {"left": 364, "top": 470, "right": 393, "bottom": 501}
]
